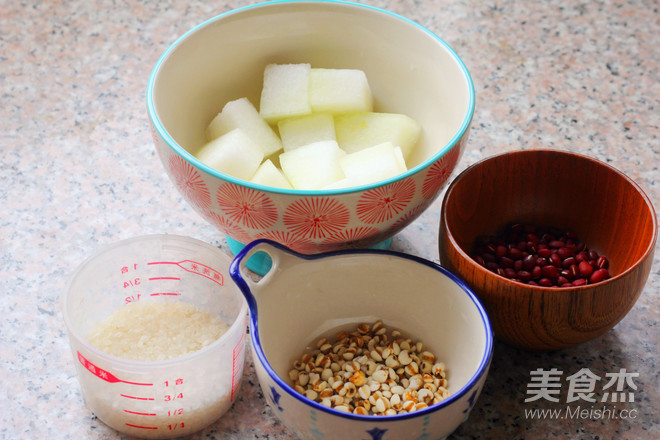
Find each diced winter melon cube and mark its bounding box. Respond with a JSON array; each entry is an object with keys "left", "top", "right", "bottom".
[
  {"left": 259, "top": 63, "right": 312, "bottom": 123},
  {"left": 334, "top": 112, "right": 421, "bottom": 160},
  {"left": 278, "top": 113, "right": 336, "bottom": 152},
  {"left": 250, "top": 159, "right": 293, "bottom": 190},
  {"left": 205, "top": 97, "right": 283, "bottom": 157},
  {"left": 321, "top": 177, "right": 360, "bottom": 191},
  {"left": 195, "top": 128, "right": 264, "bottom": 181},
  {"left": 393, "top": 145, "right": 407, "bottom": 171},
  {"left": 340, "top": 142, "right": 407, "bottom": 186},
  {"left": 279, "top": 140, "right": 346, "bottom": 190},
  {"left": 308, "top": 68, "right": 373, "bottom": 114}
]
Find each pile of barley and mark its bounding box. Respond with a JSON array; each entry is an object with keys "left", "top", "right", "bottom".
[{"left": 288, "top": 321, "right": 449, "bottom": 416}]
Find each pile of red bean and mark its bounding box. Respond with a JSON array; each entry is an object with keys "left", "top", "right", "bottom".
[{"left": 472, "top": 224, "right": 610, "bottom": 287}]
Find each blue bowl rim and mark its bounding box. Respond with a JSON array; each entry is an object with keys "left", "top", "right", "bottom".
[
  {"left": 146, "top": 0, "right": 476, "bottom": 196},
  {"left": 229, "top": 238, "right": 494, "bottom": 422}
]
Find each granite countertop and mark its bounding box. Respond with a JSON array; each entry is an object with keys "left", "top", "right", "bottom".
[{"left": 2, "top": 0, "right": 658, "bottom": 439}]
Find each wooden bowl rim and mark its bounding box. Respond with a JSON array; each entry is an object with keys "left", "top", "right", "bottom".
[{"left": 440, "top": 148, "right": 658, "bottom": 292}]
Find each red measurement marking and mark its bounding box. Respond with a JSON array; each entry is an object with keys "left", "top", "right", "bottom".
[
  {"left": 164, "top": 393, "right": 183, "bottom": 401},
  {"left": 77, "top": 352, "right": 152, "bottom": 386},
  {"left": 124, "top": 410, "right": 156, "bottom": 416},
  {"left": 148, "top": 261, "right": 224, "bottom": 285},
  {"left": 125, "top": 423, "right": 158, "bottom": 430},
  {"left": 123, "top": 278, "right": 141, "bottom": 288},
  {"left": 125, "top": 294, "right": 141, "bottom": 304},
  {"left": 230, "top": 327, "right": 246, "bottom": 401},
  {"left": 149, "top": 276, "right": 180, "bottom": 281},
  {"left": 149, "top": 292, "right": 181, "bottom": 297},
  {"left": 121, "top": 394, "right": 155, "bottom": 401}
]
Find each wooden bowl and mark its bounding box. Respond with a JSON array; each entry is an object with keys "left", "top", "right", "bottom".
[{"left": 439, "top": 149, "right": 657, "bottom": 351}]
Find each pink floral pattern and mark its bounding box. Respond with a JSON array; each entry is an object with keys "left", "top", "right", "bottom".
[
  {"left": 201, "top": 210, "right": 252, "bottom": 244},
  {"left": 356, "top": 178, "right": 416, "bottom": 224},
  {"left": 156, "top": 126, "right": 466, "bottom": 253},
  {"left": 216, "top": 183, "right": 278, "bottom": 230},
  {"left": 283, "top": 197, "right": 350, "bottom": 240},
  {"left": 321, "top": 226, "right": 380, "bottom": 250},
  {"left": 169, "top": 155, "right": 212, "bottom": 209},
  {"left": 422, "top": 147, "right": 460, "bottom": 199},
  {"left": 256, "top": 230, "right": 316, "bottom": 254}
]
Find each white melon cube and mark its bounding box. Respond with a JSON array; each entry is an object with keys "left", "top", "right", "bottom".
[
  {"left": 393, "top": 145, "right": 407, "bottom": 171},
  {"left": 195, "top": 128, "right": 264, "bottom": 181},
  {"left": 277, "top": 113, "right": 336, "bottom": 152},
  {"left": 321, "top": 177, "right": 360, "bottom": 191},
  {"left": 309, "top": 68, "right": 373, "bottom": 114},
  {"left": 205, "top": 97, "right": 283, "bottom": 157},
  {"left": 280, "top": 140, "right": 346, "bottom": 190},
  {"left": 334, "top": 112, "right": 421, "bottom": 159},
  {"left": 250, "top": 159, "right": 293, "bottom": 190},
  {"left": 259, "top": 63, "right": 312, "bottom": 123},
  {"left": 340, "top": 142, "right": 407, "bottom": 186}
]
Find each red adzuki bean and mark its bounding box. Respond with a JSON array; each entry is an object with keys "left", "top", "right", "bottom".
[
  {"left": 538, "top": 278, "right": 553, "bottom": 287},
  {"left": 589, "top": 268, "right": 610, "bottom": 284},
  {"left": 562, "top": 257, "right": 576, "bottom": 268},
  {"left": 504, "top": 268, "right": 517, "bottom": 279},
  {"left": 549, "top": 253, "right": 562, "bottom": 268},
  {"left": 541, "top": 265, "right": 558, "bottom": 280},
  {"left": 578, "top": 261, "right": 594, "bottom": 277},
  {"left": 472, "top": 224, "right": 612, "bottom": 288},
  {"left": 508, "top": 247, "right": 524, "bottom": 260},
  {"left": 557, "top": 246, "right": 575, "bottom": 260},
  {"left": 538, "top": 248, "right": 552, "bottom": 258},
  {"left": 523, "top": 254, "right": 536, "bottom": 270},
  {"left": 500, "top": 256, "right": 514, "bottom": 268}
]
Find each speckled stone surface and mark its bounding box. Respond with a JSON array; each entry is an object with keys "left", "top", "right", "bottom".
[{"left": 1, "top": 0, "right": 658, "bottom": 439}]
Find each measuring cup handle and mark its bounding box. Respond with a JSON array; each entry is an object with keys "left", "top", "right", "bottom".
[{"left": 229, "top": 239, "right": 304, "bottom": 301}]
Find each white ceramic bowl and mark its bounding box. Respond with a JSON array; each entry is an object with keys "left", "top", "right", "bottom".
[
  {"left": 230, "top": 240, "right": 493, "bottom": 440},
  {"left": 147, "top": 0, "right": 474, "bottom": 256}
]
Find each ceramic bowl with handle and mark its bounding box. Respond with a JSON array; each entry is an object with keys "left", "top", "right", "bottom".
[
  {"left": 147, "top": 0, "right": 474, "bottom": 258},
  {"left": 439, "top": 149, "right": 657, "bottom": 351},
  {"left": 230, "top": 239, "right": 493, "bottom": 440}
]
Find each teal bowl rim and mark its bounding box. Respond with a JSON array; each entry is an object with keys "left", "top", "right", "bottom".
[{"left": 146, "top": 0, "right": 475, "bottom": 196}]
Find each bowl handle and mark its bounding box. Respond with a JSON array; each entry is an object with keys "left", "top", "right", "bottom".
[{"left": 229, "top": 239, "right": 304, "bottom": 301}]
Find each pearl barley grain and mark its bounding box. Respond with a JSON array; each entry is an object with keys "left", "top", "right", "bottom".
[{"left": 288, "top": 321, "right": 449, "bottom": 415}]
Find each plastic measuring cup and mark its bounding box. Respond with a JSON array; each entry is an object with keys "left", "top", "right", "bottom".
[{"left": 62, "top": 234, "right": 248, "bottom": 439}]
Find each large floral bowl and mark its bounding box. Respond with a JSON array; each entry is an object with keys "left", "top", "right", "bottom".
[{"left": 147, "top": 0, "right": 474, "bottom": 255}]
